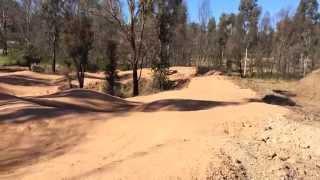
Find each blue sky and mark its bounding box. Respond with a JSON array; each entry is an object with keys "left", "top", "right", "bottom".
[{"left": 186, "top": 0, "right": 301, "bottom": 23}]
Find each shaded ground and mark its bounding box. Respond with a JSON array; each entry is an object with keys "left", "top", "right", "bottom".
[
  {"left": 0, "top": 67, "right": 195, "bottom": 98},
  {"left": 0, "top": 67, "right": 320, "bottom": 179}
]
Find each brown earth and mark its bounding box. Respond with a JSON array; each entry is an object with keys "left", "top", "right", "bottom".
[
  {"left": 0, "top": 67, "right": 320, "bottom": 179},
  {"left": 296, "top": 69, "right": 320, "bottom": 102}
]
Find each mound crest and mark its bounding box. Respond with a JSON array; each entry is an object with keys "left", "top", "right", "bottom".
[
  {"left": 37, "top": 89, "right": 139, "bottom": 112},
  {"left": 296, "top": 69, "right": 320, "bottom": 101}
]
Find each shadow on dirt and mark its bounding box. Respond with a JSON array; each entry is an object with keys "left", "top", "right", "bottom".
[
  {"left": 0, "top": 86, "right": 299, "bottom": 124},
  {"left": 272, "top": 89, "right": 297, "bottom": 97},
  {"left": 0, "top": 90, "right": 138, "bottom": 123},
  {"left": 247, "top": 94, "right": 297, "bottom": 107},
  {"left": 0, "top": 75, "right": 52, "bottom": 86},
  {"left": 0, "top": 90, "right": 247, "bottom": 124},
  {"left": 0, "top": 119, "right": 88, "bottom": 174},
  {"left": 140, "top": 99, "right": 242, "bottom": 112}
]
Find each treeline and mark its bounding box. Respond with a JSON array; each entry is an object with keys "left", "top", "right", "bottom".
[
  {"left": 0, "top": 0, "right": 320, "bottom": 96},
  {"left": 189, "top": 0, "right": 320, "bottom": 79}
]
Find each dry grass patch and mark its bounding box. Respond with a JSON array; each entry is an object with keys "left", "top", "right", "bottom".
[{"left": 230, "top": 76, "right": 296, "bottom": 97}]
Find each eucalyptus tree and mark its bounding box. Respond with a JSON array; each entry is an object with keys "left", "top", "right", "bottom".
[
  {"left": 97, "top": 0, "right": 152, "bottom": 96},
  {"left": 63, "top": 0, "right": 94, "bottom": 88},
  {"left": 42, "top": 0, "right": 64, "bottom": 72}
]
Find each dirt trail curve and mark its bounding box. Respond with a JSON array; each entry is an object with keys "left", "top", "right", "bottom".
[{"left": 2, "top": 75, "right": 319, "bottom": 179}]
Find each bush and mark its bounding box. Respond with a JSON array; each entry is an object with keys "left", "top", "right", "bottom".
[
  {"left": 87, "top": 61, "right": 100, "bottom": 72},
  {"left": 102, "top": 78, "right": 157, "bottom": 98},
  {"left": 30, "top": 64, "right": 45, "bottom": 73},
  {"left": 152, "top": 72, "right": 173, "bottom": 90},
  {"left": 102, "top": 81, "right": 122, "bottom": 97},
  {"left": 195, "top": 66, "right": 212, "bottom": 76}
]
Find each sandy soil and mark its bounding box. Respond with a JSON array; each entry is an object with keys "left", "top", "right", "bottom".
[
  {"left": 0, "top": 70, "right": 62, "bottom": 96},
  {"left": 0, "top": 68, "right": 320, "bottom": 179}
]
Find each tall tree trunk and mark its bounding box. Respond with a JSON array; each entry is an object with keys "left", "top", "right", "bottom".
[
  {"left": 220, "top": 50, "right": 224, "bottom": 68},
  {"left": 3, "top": 40, "right": 7, "bottom": 56},
  {"left": 74, "top": 58, "right": 85, "bottom": 89},
  {"left": 79, "top": 63, "right": 85, "bottom": 88},
  {"left": 132, "top": 62, "right": 139, "bottom": 96},
  {"left": 2, "top": 10, "right": 8, "bottom": 56},
  {"left": 106, "top": 41, "right": 117, "bottom": 96},
  {"left": 76, "top": 71, "right": 83, "bottom": 88},
  {"left": 75, "top": 64, "right": 83, "bottom": 88},
  {"left": 80, "top": 69, "right": 84, "bottom": 88},
  {"left": 52, "top": 35, "right": 57, "bottom": 73},
  {"left": 239, "top": 59, "right": 243, "bottom": 77},
  {"left": 129, "top": 9, "right": 139, "bottom": 97}
]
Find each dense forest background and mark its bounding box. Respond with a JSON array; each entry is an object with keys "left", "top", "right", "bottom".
[{"left": 0, "top": 0, "right": 319, "bottom": 96}]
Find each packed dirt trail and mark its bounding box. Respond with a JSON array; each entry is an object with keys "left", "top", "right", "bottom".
[{"left": 3, "top": 72, "right": 320, "bottom": 179}]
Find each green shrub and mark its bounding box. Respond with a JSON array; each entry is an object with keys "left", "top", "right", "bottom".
[{"left": 152, "top": 72, "right": 174, "bottom": 90}]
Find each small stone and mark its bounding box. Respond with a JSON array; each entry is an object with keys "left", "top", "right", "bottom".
[
  {"left": 236, "top": 160, "right": 242, "bottom": 164},
  {"left": 268, "top": 153, "right": 277, "bottom": 160},
  {"left": 279, "top": 156, "right": 290, "bottom": 161},
  {"left": 265, "top": 126, "right": 272, "bottom": 131},
  {"left": 300, "top": 145, "right": 311, "bottom": 149},
  {"left": 261, "top": 137, "right": 270, "bottom": 143}
]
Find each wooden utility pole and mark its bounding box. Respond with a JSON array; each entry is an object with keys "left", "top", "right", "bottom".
[
  {"left": 300, "top": 53, "right": 308, "bottom": 77},
  {"left": 303, "top": 56, "right": 309, "bottom": 77},
  {"left": 244, "top": 48, "right": 248, "bottom": 77}
]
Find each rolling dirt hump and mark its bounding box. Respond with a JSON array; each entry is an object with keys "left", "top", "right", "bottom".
[
  {"left": 34, "top": 89, "right": 139, "bottom": 112},
  {"left": 297, "top": 69, "right": 320, "bottom": 101}
]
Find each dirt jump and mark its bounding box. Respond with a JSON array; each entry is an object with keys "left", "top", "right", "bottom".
[{"left": 0, "top": 68, "right": 320, "bottom": 179}]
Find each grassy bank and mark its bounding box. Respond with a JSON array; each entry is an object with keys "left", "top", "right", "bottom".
[{"left": 0, "top": 55, "right": 17, "bottom": 66}]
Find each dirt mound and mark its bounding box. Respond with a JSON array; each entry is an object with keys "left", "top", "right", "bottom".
[
  {"left": 36, "top": 89, "right": 139, "bottom": 112},
  {"left": 0, "top": 70, "right": 63, "bottom": 96},
  {"left": 0, "top": 66, "right": 29, "bottom": 73},
  {"left": 296, "top": 69, "right": 320, "bottom": 101},
  {"left": 0, "top": 70, "right": 62, "bottom": 81},
  {"left": 0, "top": 89, "right": 139, "bottom": 124}
]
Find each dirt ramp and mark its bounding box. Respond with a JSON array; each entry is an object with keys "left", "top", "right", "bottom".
[
  {"left": 0, "top": 89, "right": 138, "bottom": 124},
  {"left": 0, "top": 70, "right": 62, "bottom": 96},
  {"left": 296, "top": 69, "right": 320, "bottom": 101},
  {"left": 35, "top": 89, "right": 140, "bottom": 112},
  {"left": 0, "top": 89, "right": 138, "bottom": 174}
]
